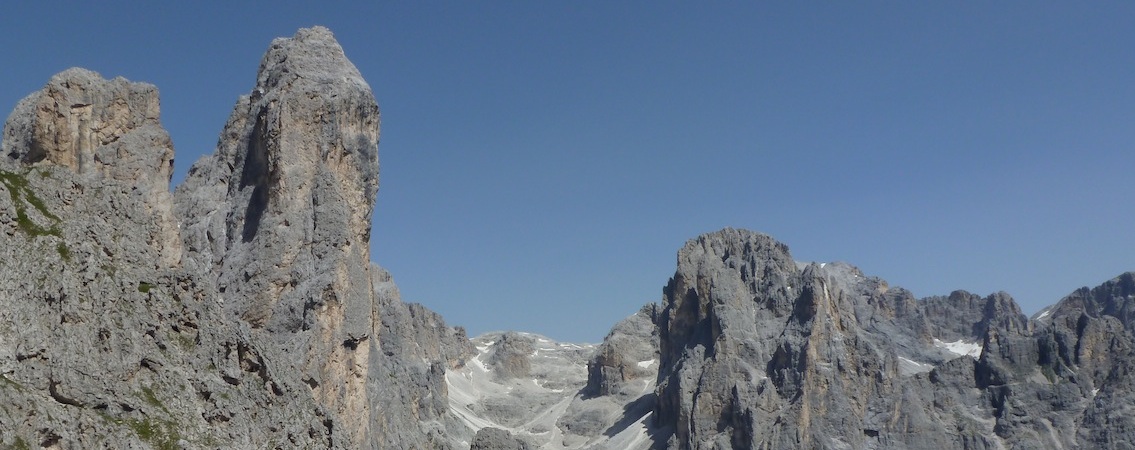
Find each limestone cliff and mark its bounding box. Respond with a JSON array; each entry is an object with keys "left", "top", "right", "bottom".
[
  {"left": 2, "top": 25, "right": 1133, "bottom": 450},
  {"left": 0, "top": 27, "right": 470, "bottom": 449},
  {"left": 2, "top": 67, "right": 181, "bottom": 265},
  {"left": 0, "top": 68, "right": 336, "bottom": 449},
  {"left": 174, "top": 25, "right": 383, "bottom": 447},
  {"left": 650, "top": 228, "right": 1135, "bottom": 449}
]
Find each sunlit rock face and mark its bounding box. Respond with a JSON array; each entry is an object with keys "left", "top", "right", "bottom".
[
  {"left": 175, "top": 26, "right": 382, "bottom": 446},
  {"left": 3, "top": 24, "right": 1135, "bottom": 450},
  {"left": 0, "top": 27, "right": 469, "bottom": 449},
  {"left": 3, "top": 67, "right": 181, "bottom": 265}
]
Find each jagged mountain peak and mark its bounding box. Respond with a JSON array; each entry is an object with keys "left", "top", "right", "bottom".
[
  {"left": 650, "top": 227, "right": 1135, "bottom": 449},
  {"left": 255, "top": 26, "right": 371, "bottom": 94},
  {"left": 0, "top": 27, "right": 467, "bottom": 449},
  {"left": 3, "top": 26, "right": 1134, "bottom": 450}
]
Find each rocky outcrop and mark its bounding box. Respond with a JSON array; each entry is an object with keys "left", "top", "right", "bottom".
[
  {"left": 651, "top": 228, "right": 1135, "bottom": 449},
  {"left": 1, "top": 27, "right": 470, "bottom": 449},
  {"left": 0, "top": 69, "right": 335, "bottom": 449},
  {"left": 586, "top": 303, "right": 659, "bottom": 398},
  {"left": 2, "top": 67, "right": 181, "bottom": 265},
  {"left": 486, "top": 332, "right": 537, "bottom": 380},
  {"left": 370, "top": 264, "right": 473, "bottom": 448},
  {"left": 174, "top": 26, "right": 382, "bottom": 447},
  {"left": 470, "top": 427, "right": 532, "bottom": 450}
]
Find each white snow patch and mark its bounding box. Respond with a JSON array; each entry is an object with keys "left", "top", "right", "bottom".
[
  {"left": 1037, "top": 309, "right": 1051, "bottom": 320},
  {"left": 820, "top": 262, "right": 827, "bottom": 268},
  {"left": 898, "top": 357, "right": 935, "bottom": 375},
  {"left": 636, "top": 359, "right": 656, "bottom": 369},
  {"left": 1092, "top": 388, "right": 1100, "bottom": 397},
  {"left": 934, "top": 338, "right": 983, "bottom": 358}
]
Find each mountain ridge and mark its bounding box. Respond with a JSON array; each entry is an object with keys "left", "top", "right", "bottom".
[{"left": 1, "top": 27, "right": 1132, "bottom": 450}]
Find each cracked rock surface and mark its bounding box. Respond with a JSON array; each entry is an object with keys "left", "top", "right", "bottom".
[
  {"left": 1, "top": 27, "right": 469, "bottom": 449},
  {"left": 2, "top": 26, "right": 1134, "bottom": 450},
  {"left": 650, "top": 228, "right": 1135, "bottom": 449}
]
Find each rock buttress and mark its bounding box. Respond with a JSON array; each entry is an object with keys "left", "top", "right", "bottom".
[{"left": 175, "top": 26, "right": 383, "bottom": 446}]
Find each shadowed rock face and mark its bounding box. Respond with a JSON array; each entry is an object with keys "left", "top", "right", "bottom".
[
  {"left": 471, "top": 427, "right": 531, "bottom": 450},
  {"left": 650, "top": 228, "right": 1135, "bottom": 450}
]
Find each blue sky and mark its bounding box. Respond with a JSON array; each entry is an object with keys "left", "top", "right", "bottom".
[{"left": 2, "top": 3, "right": 1133, "bottom": 342}]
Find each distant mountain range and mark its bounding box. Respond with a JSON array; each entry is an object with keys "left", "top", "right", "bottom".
[{"left": 2, "top": 27, "right": 1131, "bottom": 450}]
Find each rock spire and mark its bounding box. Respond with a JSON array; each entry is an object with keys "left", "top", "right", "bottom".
[{"left": 175, "top": 26, "right": 385, "bottom": 446}]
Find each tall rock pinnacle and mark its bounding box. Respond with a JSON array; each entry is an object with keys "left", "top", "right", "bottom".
[{"left": 175, "top": 26, "right": 381, "bottom": 446}]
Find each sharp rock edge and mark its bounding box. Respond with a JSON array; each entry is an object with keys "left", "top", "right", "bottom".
[
  {"left": 2, "top": 27, "right": 1134, "bottom": 450},
  {"left": 0, "top": 26, "right": 470, "bottom": 449}
]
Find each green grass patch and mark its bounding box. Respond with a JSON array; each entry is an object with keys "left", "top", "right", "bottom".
[
  {"left": 138, "top": 282, "right": 155, "bottom": 294},
  {"left": 8, "top": 436, "right": 32, "bottom": 450},
  {"left": 173, "top": 333, "right": 196, "bottom": 351},
  {"left": 0, "top": 374, "right": 26, "bottom": 391},
  {"left": 56, "top": 242, "right": 71, "bottom": 261},
  {"left": 127, "top": 418, "right": 181, "bottom": 450},
  {"left": 98, "top": 412, "right": 181, "bottom": 450},
  {"left": 140, "top": 386, "right": 172, "bottom": 415},
  {"left": 0, "top": 170, "right": 62, "bottom": 238}
]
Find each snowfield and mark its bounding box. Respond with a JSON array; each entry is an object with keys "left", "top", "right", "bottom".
[
  {"left": 934, "top": 338, "right": 984, "bottom": 358},
  {"left": 445, "top": 332, "right": 657, "bottom": 449}
]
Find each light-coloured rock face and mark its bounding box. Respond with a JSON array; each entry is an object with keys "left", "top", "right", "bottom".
[
  {"left": 586, "top": 304, "right": 659, "bottom": 398},
  {"left": 1, "top": 26, "right": 470, "bottom": 449},
  {"left": 2, "top": 68, "right": 181, "bottom": 266},
  {"left": 6, "top": 26, "right": 1135, "bottom": 450},
  {"left": 175, "top": 26, "right": 383, "bottom": 446},
  {"left": 2, "top": 68, "right": 170, "bottom": 183},
  {"left": 0, "top": 77, "right": 336, "bottom": 448}
]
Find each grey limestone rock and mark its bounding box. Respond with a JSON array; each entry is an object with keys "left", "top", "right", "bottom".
[
  {"left": 0, "top": 71, "right": 335, "bottom": 448},
  {"left": 174, "top": 25, "right": 385, "bottom": 447},
  {"left": 650, "top": 227, "right": 1135, "bottom": 449},
  {"left": 2, "top": 67, "right": 181, "bottom": 266},
  {"left": 586, "top": 303, "right": 660, "bottom": 398},
  {"left": 470, "top": 427, "right": 531, "bottom": 450},
  {"left": 1, "top": 26, "right": 471, "bottom": 449},
  {"left": 369, "top": 263, "right": 473, "bottom": 449},
  {"left": 486, "top": 332, "right": 537, "bottom": 380}
]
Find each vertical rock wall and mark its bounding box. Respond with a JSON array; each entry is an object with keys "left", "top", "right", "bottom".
[
  {"left": 0, "top": 26, "right": 470, "bottom": 449},
  {"left": 175, "top": 26, "right": 441, "bottom": 448}
]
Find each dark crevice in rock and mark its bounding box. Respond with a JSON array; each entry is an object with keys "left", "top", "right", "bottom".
[{"left": 47, "top": 379, "right": 84, "bottom": 408}]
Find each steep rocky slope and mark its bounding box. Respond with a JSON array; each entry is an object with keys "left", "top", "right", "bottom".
[
  {"left": 0, "top": 27, "right": 469, "bottom": 449},
  {"left": 650, "top": 228, "right": 1135, "bottom": 449},
  {"left": 436, "top": 228, "right": 1135, "bottom": 450},
  {"left": 1, "top": 26, "right": 1132, "bottom": 450}
]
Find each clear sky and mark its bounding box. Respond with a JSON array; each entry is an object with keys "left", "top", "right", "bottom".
[{"left": 2, "top": 2, "right": 1133, "bottom": 342}]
